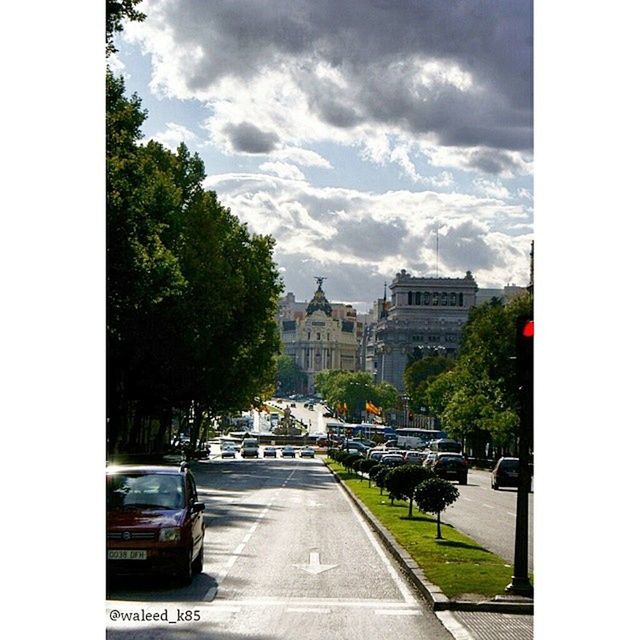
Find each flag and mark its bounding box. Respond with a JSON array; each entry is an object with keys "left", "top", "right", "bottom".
[{"left": 366, "top": 400, "right": 382, "bottom": 416}]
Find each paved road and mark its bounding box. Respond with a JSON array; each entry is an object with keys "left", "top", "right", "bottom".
[
  {"left": 443, "top": 468, "right": 533, "bottom": 570},
  {"left": 107, "top": 458, "right": 457, "bottom": 639}
]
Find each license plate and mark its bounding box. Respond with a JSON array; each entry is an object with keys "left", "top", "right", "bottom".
[{"left": 108, "top": 550, "right": 147, "bottom": 560}]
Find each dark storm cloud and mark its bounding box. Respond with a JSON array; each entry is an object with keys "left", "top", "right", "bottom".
[
  {"left": 223, "top": 122, "right": 280, "bottom": 154},
  {"left": 154, "top": 0, "right": 533, "bottom": 153}
]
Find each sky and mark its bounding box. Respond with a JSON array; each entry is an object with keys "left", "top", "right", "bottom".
[{"left": 112, "top": 0, "right": 533, "bottom": 312}]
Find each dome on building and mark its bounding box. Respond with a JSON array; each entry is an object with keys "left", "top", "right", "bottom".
[{"left": 306, "top": 279, "right": 332, "bottom": 316}]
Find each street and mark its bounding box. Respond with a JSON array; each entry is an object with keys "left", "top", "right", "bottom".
[
  {"left": 107, "top": 457, "right": 455, "bottom": 639},
  {"left": 445, "top": 468, "right": 534, "bottom": 570}
]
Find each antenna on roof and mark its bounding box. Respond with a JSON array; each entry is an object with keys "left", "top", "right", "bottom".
[{"left": 436, "top": 227, "right": 439, "bottom": 278}]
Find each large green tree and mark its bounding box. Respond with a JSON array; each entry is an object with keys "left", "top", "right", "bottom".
[
  {"left": 424, "top": 294, "right": 533, "bottom": 456},
  {"left": 107, "top": 14, "right": 283, "bottom": 453}
]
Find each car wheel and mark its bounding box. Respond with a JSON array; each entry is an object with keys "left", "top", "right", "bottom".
[
  {"left": 492, "top": 481, "right": 499, "bottom": 490},
  {"left": 459, "top": 475, "right": 467, "bottom": 485}
]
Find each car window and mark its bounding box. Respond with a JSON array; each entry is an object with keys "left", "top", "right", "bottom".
[
  {"left": 187, "top": 473, "right": 198, "bottom": 503},
  {"left": 500, "top": 460, "right": 519, "bottom": 470},
  {"left": 108, "top": 473, "right": 184, "bottom": 510}
]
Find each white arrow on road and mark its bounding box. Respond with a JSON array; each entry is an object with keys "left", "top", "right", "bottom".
[{"left": 294, "top": 549, "right": 338, "bottom": 575}]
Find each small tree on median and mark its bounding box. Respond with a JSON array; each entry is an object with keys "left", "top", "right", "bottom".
[
  {"left": 374, "top": 466, "right": 390, "bottom": 495},
  {"left": 359, "top": 458, "right": 378, "bottom": 485},
  {"left": 384, "top": 465, "right": 434, "bottom": 518},
  {"left": 414, "top": 478, "right": 460, "bottom": 539}
]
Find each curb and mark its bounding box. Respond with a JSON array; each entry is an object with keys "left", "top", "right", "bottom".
[{"left": 324, "top": 461, "right": 533, "bottom": 615}]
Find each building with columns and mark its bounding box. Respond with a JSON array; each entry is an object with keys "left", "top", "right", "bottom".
[
  {"left": 279, "top": 280, "right": 358, "bottom": 393},
  {"left": 373, "top": 269, "right": 478, "bottom": 391}
]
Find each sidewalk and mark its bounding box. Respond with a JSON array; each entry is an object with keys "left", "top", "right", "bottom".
[{"left": 325, "top": 462, "right": 533, "bottom": 640}]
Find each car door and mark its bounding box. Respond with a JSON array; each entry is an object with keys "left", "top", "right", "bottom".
[{"left": 187, "top": 472, "right": 205, "bottom": 556}]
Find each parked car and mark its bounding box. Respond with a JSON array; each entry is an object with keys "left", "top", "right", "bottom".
[
  {"left": 430, "top": 452, "right": 468, "bottom": 484},
  {"left": 220, "top": 446, "right": 236, "bottom": 459},
  {"left": 281, "top": 446, "right": 296, "bottom": 458},
  {"left": 380, "top": 453, "right": 405, "bottom": 467},
  {"left": 422, "top": 452, "right": 438, "bottom": 467},
  {"left": 491, "top": 457, "right": 530, "bottom": 491},
  {"left": 240, "top": 438, "right": 260, "bottom": 458},
  {"left": 343, "top": 440, "right": 371, "bottom": 453},
  {"left": 403, "top": 450, "right": 427, "bottom": 465},
  {"left": 299, "top": 447, "right": 315, "bottom": 458},
  {"left": 263, "top": 447, "right": 277, "bottom": 458},
  {"left": 107, "top": 465, "right": 205, "bottom": 584}
]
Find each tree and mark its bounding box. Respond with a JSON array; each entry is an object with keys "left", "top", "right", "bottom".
[
  {"left": 374, "top": 466, "right": 390, "bottom": 495},
  {"left": 359, "top": 458, "right": 379, "bottom": 485},
  {"left": 384, "top": 465, "right": 434, "bottom": 518},
  {"left": 106, "top": 1, "right": 146, "bottom": 56},
  {"left": 275, "top": 355, "right": 306, "bottom": 395},
  {"left": 415, "top": 478, "right": 460, "bottom": 539},
  {"left": 404, "top": 355, "right": 454, "bottom": 412},
  {"left": 314, "top": 370, "right": 398, "bottom": 422}
]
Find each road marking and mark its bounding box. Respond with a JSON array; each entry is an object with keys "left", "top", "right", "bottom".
[
  {"left": 242, "top": 533, "right": 252, "bottom": 543},
  {"left": 482, "top": 504, "right": 495, "bottom": 509},
  {"left": 233, "top": 543, "right": 245, "bottom": 555},
  {"left": 462, "top": 497, "right": 472, "bottom": 502},
  {"left": 336, "top": 481, "right": 416, "bottom": 604},
  {"left": 507, "top": 512, "right": 516, "bottom": 517},
  {"left": 375, "top": 609, "right": 422, "bottom": 616},
  {"left": 287, "top": 608, "right": 331, "bottom": 614},
  {"left": 212, "top": 597, "right": 420, "bottom": 609},
  {"left": 294, "top": 549, "right": 338, "bottom": 575}
]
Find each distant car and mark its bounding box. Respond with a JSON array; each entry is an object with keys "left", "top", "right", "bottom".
[
  {"left": 384, "top": 439, "right": 398, "bottom": 448},
  {"left": 380, "top": 453, "right": 405, "bottom": 467},
  {"left": 281, "top": 446, "right": 296, "bottom": 458},
  {"left": 491, "top": 457, "right": 530, "bottom": 491},
  {"left": 220, "top": 446, "right": 236, "bottom": 459},
  {"left": 430, "top": 452, "right": 468, "bottom": 485},
  {"left": 107, "top": 465, "right": 205, "bottom": 584},
  {"left": 290, "top": 402, "right": 297, "bottom": 407},
  {"left": 263, "top": 447, "right": 277, "bottom": 458},
  {"left": 299, "top": 447, "right": 315, "bottom": 458},
  {"left": 422, "top": 452, "right": 438, "bottom": 467},
  {"left": 367, "top": 448, "right": 386, "bottom": 462},
  {"left": 403, "top": 450, "right": 427, "bottom": 465},
  {"left": 343, "top": 440, "right": 371, "bottom": 453}
]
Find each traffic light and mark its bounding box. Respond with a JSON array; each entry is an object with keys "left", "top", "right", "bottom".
[{"left": 515, "top": 315, "right": 533, "bottom": 389}]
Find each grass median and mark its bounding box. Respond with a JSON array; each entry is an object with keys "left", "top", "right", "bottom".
[{"left": 326, "top": 459, "right": 530, "bottom": 600}]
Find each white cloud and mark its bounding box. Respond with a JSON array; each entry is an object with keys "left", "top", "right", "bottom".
[
  {"left": 259, "top": 161, "right": 306, "bottom": 181},
  {"left": 146, "top": 122, "right": 197, "bottom": 151},
  {"left": 473, "top": 178, "right": 511, "bottom": 200}
]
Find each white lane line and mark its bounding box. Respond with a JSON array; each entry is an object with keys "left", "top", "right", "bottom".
[
  {"left": 243, "top": 533, "right": 252, "bottom": 543},
  {"left": 233, "top": 543, "right": 245, "bottom": 555},
  {"left": 507, "top": 512, "right": 516, "bottom": 517},
  {"left": 212, "top": 597, "right": 420, "bottom": 609},
  {"left": 336, "top": 482, "right": 417, "bottom": 605},
  {"left": 482, "top": 504, "right": 495, "bottom": 509},
  {"left": 375, "top": 609, "right": 422, "bottom": 616},
  {"left": 462, "top": 497, "right": 473, "bottom": 502},
  {"left": 287, "top": 608, "right": 331, "bottom": 614}
]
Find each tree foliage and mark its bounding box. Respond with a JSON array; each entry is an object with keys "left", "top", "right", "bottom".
[
  {"left": 106, "top": 68, "right": 283, "bottom": 453},
  {"left": 384, "top": 465, "right": 434, "bottom": 518},
  {"left": 314, "top": 370, "right": 398, "bottom": 421},
  {"left": 415, "top": 478, "right": 460, "bottom": 539},
  {"left": 403, "top": 355, "right": 454, "bottom": 413},
  {"left": 106, "top": 1, "right": 146, "bottom": 56},
  {"left": 421, "top": 294, "right": 533, "bottom": 456},
  {"left": 275, "top": 354, "right": 306, "bottom": 395}
]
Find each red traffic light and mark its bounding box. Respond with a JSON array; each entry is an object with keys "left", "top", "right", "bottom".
[{"left": 522, "top": 320, "right": 534, "bottom": 338}]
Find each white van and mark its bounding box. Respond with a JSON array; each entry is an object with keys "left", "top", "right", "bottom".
[{"left": 241, "top": 438, "right": 260, "bottom": 458}]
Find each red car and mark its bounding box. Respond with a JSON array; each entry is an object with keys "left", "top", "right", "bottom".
[{"left": 107, "top": 464, "right": 205, "bottom": 584}]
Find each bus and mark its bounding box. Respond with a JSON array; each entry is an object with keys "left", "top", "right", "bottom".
[
  {"left": 351, "top": 423, "right": 396, "bottom": 441},
  {"left": 396, "top": 428, "right": 447, "bottom": 450}
]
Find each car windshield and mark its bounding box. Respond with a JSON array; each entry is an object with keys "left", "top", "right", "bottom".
[
  {"left": 500, "top": 459, "right": 519, "bottom": 470},
  {"left": 108, "top": 473, "right": 185, "bottom": 510}
]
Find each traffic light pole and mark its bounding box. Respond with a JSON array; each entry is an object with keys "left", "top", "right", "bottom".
[{"left": 506, "top": 317, "right": 534, "bottom": 597}]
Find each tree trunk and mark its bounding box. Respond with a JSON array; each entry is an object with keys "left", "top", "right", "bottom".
[
  {"left": 408, "top": 496, "right": 413, "bottom": 518},
  {"left": 154, "top": 405, "right": 172, "bottom": 451},
  {"left": 436, "top": 511, "right": 442, "bottom": 539}
]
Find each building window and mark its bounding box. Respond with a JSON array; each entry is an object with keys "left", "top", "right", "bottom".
[
  {"left": 432, "top": 292, "right": 439, "bottom": 305},
  {"left": 450, "top": 292, "right": 457, "bottom": 306},
  {"left": 307, "top": 332, "right": 311, "bottom": 340},
  {"left": 316, "top": 332, "right": 321, "bottom": 340},
  {"left": 441, "top": 291, "right": 448, "bottom": 306},
  {"left": 408, "top": 291, "right": 413, "bottom": 305},
  {"left": 424, "top": 292, "right": 431, "bottom": 305},
  {"left": 459, "top": 292, "right": 464, "bottom": 306},
  {"left": 415, "top": 292, "right": 421, "bottom": 305}
]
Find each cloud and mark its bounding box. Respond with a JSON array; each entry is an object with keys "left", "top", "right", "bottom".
[
  {"left": 146, "top": 122, "right": 197, "bottom": 151},
  {"left": 259, "top": 161, "right": 306, "bottom": 181},
  {"left": 203, "top": 168, "right": 533, "bottom": 301},
  {"left": 223, "top": 121, "right": 280, "bottom": 154},
  {"left": 125, "top": 0, "right": 533, "bottom": 176}
]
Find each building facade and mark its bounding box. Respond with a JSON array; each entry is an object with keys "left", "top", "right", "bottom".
[
  {"left": 279, "top": 280, "right": 358, "bottom": 392},
  {"left": 374, "top": 269, "right": 478, "bottom": 391}
]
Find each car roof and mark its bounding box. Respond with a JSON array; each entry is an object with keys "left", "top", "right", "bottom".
[
  {"left": 106, "top": 465, "right": 185, "bottom": 475},
  {"left": 436, "top": 452, "right": 463, "bottom": 457}
]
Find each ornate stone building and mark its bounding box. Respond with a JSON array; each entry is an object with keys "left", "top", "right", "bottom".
[
  {"left": 279, "top": 279, "right": 358, "bottom": 392},
  {"left": 373, "top": 269, "right": 478, "bottom": 391}
]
